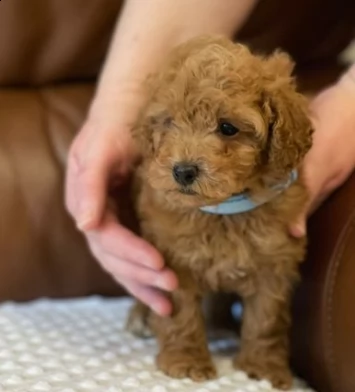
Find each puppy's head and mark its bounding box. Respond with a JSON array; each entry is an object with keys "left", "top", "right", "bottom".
[{"left": 133, "top": 36, "right": 313, "bottom": 209}]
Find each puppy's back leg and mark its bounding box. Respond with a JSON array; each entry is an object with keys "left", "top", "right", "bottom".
[{"left": 126, "top": 300, "right": 153, "bottom": 338}]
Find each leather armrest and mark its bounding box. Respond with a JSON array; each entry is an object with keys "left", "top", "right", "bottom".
[{"left": 292, "top": 171, "right": 355, "bottom": 392}]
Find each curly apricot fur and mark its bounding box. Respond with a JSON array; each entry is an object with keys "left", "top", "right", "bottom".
[{"left": 127, "top": 35, "right": 313, "bottom": 390}]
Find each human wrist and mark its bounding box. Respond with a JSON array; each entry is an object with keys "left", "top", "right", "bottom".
[{"left": 86, "top": 78, "right": 148, "bottom": 139}]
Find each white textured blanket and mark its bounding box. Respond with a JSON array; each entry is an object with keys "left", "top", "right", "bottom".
[{"left": 0, "top": 297, "right": 315, "bottom": 392}]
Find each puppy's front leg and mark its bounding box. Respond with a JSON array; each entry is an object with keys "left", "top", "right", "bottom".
[
  {"left": 235, "top": 268, "right": 297, "bottom": 390},
  {"left": 152, "top": 287, "right": 216, "bottom": 382}
]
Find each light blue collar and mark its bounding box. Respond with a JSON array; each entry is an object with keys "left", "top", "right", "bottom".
[{"left": 200, "top": 170, "right": 298, "bottom": 215}]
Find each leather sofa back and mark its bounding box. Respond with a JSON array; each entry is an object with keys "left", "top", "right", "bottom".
[
  {"left": 0, "top": 0, "right": 122, "bottom": 86},
  {"left": 1, "top": 0, "right": 354, "bottom": 87}
]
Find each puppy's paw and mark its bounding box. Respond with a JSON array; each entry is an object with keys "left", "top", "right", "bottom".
[
  {"left": 125, "top": 302, "right": 153, "bottom": 338},
  {"left": 234, "top": 356, "right": 293, "bottom": 390},
  {"left": 157, "top": 351, "right": 217, "bottom": 382}
]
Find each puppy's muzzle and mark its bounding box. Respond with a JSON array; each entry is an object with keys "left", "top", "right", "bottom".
[{"left": 173, "top": 163, "right": 199, "bottom": 186}]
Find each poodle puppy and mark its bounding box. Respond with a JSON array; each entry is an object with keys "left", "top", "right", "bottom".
[{"left": 126, "top": 35, "right": 313, "bottom": 390}]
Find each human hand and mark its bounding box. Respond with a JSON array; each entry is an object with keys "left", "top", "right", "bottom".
[
  {"left": 289, "top": 76, "right": 355, "bottom": 237},
  {"left": 65, "top": 93, "right": 178, "bottom": 316}
]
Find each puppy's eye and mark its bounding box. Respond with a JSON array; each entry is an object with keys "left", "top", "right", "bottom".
[{"left": 218, "top": 122, "right": 239, "bottom": 137}]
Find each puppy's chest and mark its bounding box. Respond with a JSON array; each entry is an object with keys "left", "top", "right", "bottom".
[{"left": 141, "top": 208, "right": 286, "bottom": 293}]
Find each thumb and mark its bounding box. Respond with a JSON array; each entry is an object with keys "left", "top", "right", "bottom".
[{"left": 66, "top": 149, "right": 109, "bottom": 231}]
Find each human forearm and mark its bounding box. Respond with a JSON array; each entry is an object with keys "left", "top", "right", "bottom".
[{"left": 90, "top": 0, "right": 258, "bottom": 120}]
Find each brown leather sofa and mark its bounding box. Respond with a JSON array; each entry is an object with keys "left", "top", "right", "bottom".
[{"left": 0, "top": 1, "right": 354, "bottom": 392}]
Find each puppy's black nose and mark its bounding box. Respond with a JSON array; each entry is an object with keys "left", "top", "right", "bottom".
[{"left": 173, "top": 163, "right": 199, "bottom": 186}]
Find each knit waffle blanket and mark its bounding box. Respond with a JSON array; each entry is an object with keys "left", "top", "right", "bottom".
[{"left": 0, "top": 297, "right": 315, "bottom": 392}]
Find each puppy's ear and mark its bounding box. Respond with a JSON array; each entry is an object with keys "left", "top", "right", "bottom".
[
  {"left": 131, "top": 87, "right": 170, "bottom": 159},
  {"left": 263, "top": 53, "right": 313, "bottom": 175},
  {"left": 130, "top": 74, "right": 160, "bottom": 157},
  {"left": 131, "top": 110, "right": 159, "bottom": 159},
  {"left": 263, "top": 50, "right": 295, "bottom": 78}
]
